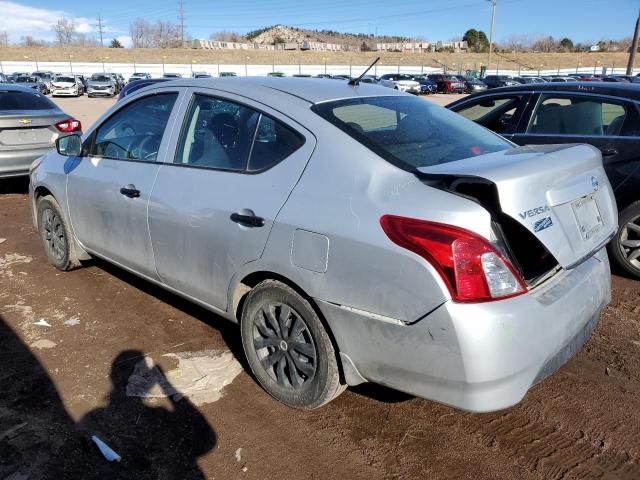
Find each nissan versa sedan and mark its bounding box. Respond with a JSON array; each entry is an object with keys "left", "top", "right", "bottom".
[
  {"left": 448, "top": 82, "right": 640, "bottom": 279},
  {"left": 0, "top": 85, "right": 81, "bottom": 177},
  {"left": 29, "top": 78, "right": 616, "bottom": 411}
]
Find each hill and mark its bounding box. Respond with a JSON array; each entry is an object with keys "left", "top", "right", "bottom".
[{"left": 245, "top": 25, "right": 409, "bottom": 48}]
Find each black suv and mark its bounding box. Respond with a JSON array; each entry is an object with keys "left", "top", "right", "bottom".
[{"left": 447, "top": 82, "right": 640, "bottom": 279}]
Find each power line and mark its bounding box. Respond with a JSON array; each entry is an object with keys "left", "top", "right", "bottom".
[
  {"left": 96, "top": 13, "right": 105, "bottom": 47},
  {"left": 178, "top": 0, "right": 185, "bottom": 45}
]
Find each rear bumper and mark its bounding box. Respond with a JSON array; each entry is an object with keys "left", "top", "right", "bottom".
[
  {"left": 0, "top": 148, "right": 50, "bottom": 177},
  {"left": 318, "top": 248, "right": 611, "bottom": 412}
]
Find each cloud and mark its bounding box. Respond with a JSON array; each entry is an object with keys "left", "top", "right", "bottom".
[
  {"left": 0, "top": 1, "right": 121, "bottom": 43},
  {"left": 115, "top": 35, "right": 133, "bottom": 48}
]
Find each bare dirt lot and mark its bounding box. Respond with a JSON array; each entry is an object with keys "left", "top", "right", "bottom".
[{"left": 1, "top": 95, "right": 640, "bottom": 480}]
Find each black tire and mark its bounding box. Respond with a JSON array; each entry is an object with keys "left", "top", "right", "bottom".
[
  {"left": 37, "top": 196, "right": 80, "bottom": 271},
  {"left": 240, "top": 280, "right": 345, "bottom": 409},
  {"left": 608, "top": 201, "right": 640, "bottom": 279}
]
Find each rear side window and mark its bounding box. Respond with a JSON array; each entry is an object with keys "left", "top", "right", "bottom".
[
  {"left": 91, "top": 93, "right": 177, "bottom": 161},
  {"left": 528, "top": 95, "right": 629, "bottom": 136},
  {"left": 312, "top": 96, "right": 511, "bottom": 170},
  {"left": 0, "top": 90, "right": 54, "bottom": 110},
  {"left": 248, "top": 115, "right": 304, "bottom": 171}
]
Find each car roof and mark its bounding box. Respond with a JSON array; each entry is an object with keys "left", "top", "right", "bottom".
[
  {"left": 475, "top": 82, "right": 640, "bottom": 100},
  {"left": 156, "top": 77, "right": 404, "bottom": 104},
  {"left": 0, "top": 84, "right": 41, "bottom": 92}
]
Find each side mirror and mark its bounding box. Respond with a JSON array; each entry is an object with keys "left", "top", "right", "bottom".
[{"left": 56, "top": 134, "right": 82, "bottom": 156}]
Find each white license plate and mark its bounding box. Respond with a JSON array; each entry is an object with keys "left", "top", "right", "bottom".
[{"left": 572, "top": 195, "right": 603, "bottom": 241}]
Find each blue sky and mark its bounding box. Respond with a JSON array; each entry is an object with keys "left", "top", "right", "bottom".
[{"left": 1, "top": 0, "right": 638, "bottom": 46}]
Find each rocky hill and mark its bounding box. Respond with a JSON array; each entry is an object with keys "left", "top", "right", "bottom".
[{"left": 245, "top": 25, "right": 410, "bottom": 48}]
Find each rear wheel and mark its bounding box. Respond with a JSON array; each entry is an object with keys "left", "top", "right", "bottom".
[
  {"left": 609, "top": 201, "right": 640, "bottom": 279},
  {"left": 240, "top": 280, "right": 345, "bottom": 409},
  {"left": 37, "top": 196, "right": 80, "bottom": 271}
]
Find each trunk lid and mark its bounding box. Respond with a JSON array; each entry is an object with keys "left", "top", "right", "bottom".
[
  {"left": 0, "top": 109, "right": 66, "bottom": 150},
  {"left": 418, "top": 144, "right": 617, "bottom": 270}
]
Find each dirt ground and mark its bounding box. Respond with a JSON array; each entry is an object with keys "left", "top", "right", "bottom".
[{"left": 1, "top": 95, "right": 640, "bottom": 480}]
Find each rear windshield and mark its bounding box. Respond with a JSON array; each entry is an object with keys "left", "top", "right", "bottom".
[
  {"left": 91, "top": 75, "right": 110, "bottom": 82},
  {"left": 0, "top": 90, "right": 55, "bottom": 110},
  {"left": 311, "top": 96, "right": 511, "bottom": 170}
]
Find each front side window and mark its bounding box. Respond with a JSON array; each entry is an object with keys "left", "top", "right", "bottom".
[
  {"left": 455, "top": 95, "right": 523, "bottom": 133},
  {"left": 91, "top": 93, "right": 177, "bottom": 161},
  {"left": 528, "top": 95, "right": 628, "bottom": 136},
  {"left": 312, "top": 96, "right": 511, "bottom": 170}
]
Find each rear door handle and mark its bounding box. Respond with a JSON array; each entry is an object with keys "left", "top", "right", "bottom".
[
  {"left": 120, "top": 184, "right": 141, "bottom": 198},
  {"left": 230, "top": 211, "right": 265, "bottom": 227}
]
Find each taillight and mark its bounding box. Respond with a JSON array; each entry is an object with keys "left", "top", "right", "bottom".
[
  {"left": 380, "top": 215, "right": 526, "bottom": 303},
  {"left": 55, "top": 118, "right": 82, "bottom": 133}
]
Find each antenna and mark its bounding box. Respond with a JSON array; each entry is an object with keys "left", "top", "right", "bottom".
[{"left": 348, "top": 56, "right": 380, "bottom": 86}]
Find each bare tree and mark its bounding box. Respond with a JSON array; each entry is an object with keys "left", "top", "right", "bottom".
[
  {"left": 52, "top": 17, "right": 76, "bottom": 46},
  {"left": 21, "top": 35, "right": 47, "bottom": 47},
  {"left": 72, "top": 33, "right": 99, "bottom": 48},
  {"left": 129, "top": 18, "right": 152, "bottom": 48},
  {"left": 209, "top": 31, "right": 245, "bottom": 42},
  {"left": 0, "top": 31, "right": 8, "bottom": 46}
]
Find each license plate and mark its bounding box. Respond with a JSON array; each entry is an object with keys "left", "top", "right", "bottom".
[{"left": 572, "top": 195, "right": 603, "bottom": 241}]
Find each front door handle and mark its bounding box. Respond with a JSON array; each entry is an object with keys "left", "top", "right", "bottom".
[
  {"left": 230, "top": 210, "right": 265, "bottom": 227},
  {"left": 120, "top": 184, "right": 141, "bottom": 198}
]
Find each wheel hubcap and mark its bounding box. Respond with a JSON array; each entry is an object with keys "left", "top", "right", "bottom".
[
  {"left": 42, "top": 208, "right": 66, "bottom": 261},
  {"left": 252, "top": 303, "right": 317, "bottom": 389},
  {"left": 620, "top": 215, "right": 640, "bottom": 270}
]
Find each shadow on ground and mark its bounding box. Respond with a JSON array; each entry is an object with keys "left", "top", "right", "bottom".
[{"left": 0, "top": 314, "right": 216, "bottom": 479}]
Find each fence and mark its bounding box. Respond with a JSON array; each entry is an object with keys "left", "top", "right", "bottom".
[{"left": 2, "top": 61, "right": 639, "bottom": 78}]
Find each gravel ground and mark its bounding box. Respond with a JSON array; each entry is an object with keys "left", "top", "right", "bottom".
[{"left": 1, "top": 93, "right": 639, "bottom": 480}]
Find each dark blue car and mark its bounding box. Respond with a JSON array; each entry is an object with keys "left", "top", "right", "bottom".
[{"left": 411, "top": 76, "right": 437, "bottom": 94}]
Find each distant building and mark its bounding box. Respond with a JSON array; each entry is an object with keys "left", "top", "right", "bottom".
[
  {"left": 376, "top": 41, "right": 468, "bottom": 53},
  {"left": 191, "top": 39, "right": 359, "bottom": 52}
]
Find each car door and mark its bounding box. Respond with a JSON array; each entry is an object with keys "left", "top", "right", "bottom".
[
  {"left": 66, "top": 90, "right": 183, "bottom": 279},
  {"left": 512, "top": 92, "right": 640, "bottom": 195},
  {"left": 450, "top": 92, "right": 532, "bottom": 140},
  {"left": 147, "top": 89, "right": 316, "bottom": 310}
]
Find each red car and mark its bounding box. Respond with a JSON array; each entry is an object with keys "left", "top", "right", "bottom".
[{"left": 427, "top": 74, "right": 465, "bottom": 93}]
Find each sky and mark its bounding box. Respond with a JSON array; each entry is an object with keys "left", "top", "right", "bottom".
[{"left": 1, "top": 0, "right": 638, "bottom": 47}]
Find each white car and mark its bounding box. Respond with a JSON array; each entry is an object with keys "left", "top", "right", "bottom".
[
  {"left": 378, "top": 74, "right": 421, "bottom": 94},
  {"left": 51, "top": 75, "right": 84, "bottom": 97}
]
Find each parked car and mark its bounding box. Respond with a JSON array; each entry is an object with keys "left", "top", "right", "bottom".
[
  {"left": 0, "top": 73, "right": 8, "bottom": 83},
  {"left": 426, "top": 74, "right": 465, "bottom": 93},
  {"left": 482, "top": 75, "right": 520, "bottom": 89},
  {"left": 448, "top": 82, "right": 640, "bottom": 278},
  {"left": 457, "top": 75, "right": 488, "bottom": 93},
  {"left": 568, "top": 74, "right": 599, "bottom": 82},
  {"left": 549, "top": 76, "right": 578, "bottom": 83},
  {"left": 32, "top": 71, "right": 55, "bottom": 93},
  {"left": 219, "top": 72, "right": 237, "bottom": 77},
  {"left": 162, "top": 73, "right": 182, "bottom": 79},
  {"left": 50, "top": 75, "right": 84, "bottom": 97},
  {"left": 0, "top": 84, "right": 81, "bottom": 178},
  {"left": 117, "top": 78, "right": 171, "bottom": 100},
  {"left": 602, "top": 75, "right": 640, "bottom": 84},
  {"left": 86, "top": 73, "right": 118, "bottom": 97},
  {"left": 128, "top": 73, "right": 152, "bottom": 83},
  {"left": 313, "top": 74, "right": 332, "bottom": 79},
  {"left": 379, "top": 74, "right": 421, "bottom": 94},
  {"left": 14, "top": 75, "right": 48, "bottom": 94},
  {"left": 115, "top": 74, "right": 126, "bottom": 92},
  {"left": 30, "top": 78, "right": 616, "bottom": 412},
  {"left": 192, "top": 72, "right": 212, "bottom": 78},
  {"left": 513, "top": 76, "right": 546, "bottom": 84},
  {"left": 411, "top": 75, "right": 438, "bottom": 94}
]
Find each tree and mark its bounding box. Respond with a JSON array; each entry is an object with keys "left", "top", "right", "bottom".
[
  {"left": 52, "top": 18, "right": 76, "bottom": 46},
  {"left": 463, "top": 28, "right": 489, "bottom": 52},
  {"left": 110, "top": 38, "right": 124, "bottom": 48},
  {"left": 559, "top": 37, "right": 574, "bottom": 52}
]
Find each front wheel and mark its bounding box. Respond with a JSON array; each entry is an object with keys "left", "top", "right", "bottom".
[
  {"left": 37, "top": 196, "right": 80, "bottom": 271},
  {"left": 240, "top": 280, "right": 345, "bottom": 409},
  {"left": 608, "top": 201, "right": 640, "bottom": 279}
]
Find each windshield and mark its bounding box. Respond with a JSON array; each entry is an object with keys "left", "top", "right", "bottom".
[
  {"left": 90, "top": 75, "right": 110, "bottom": 82},
  {"left": 0, "top": 90, "right": 54, "bottom": 110},
  {"left": 16, "top": 76, "right": 35, "bottom": 83},
  {"left": 311, "top": 96, "right": 511, "bottom": 170},
  {"left": 56, "top": 76, "right": 75, "bottom": 83}
]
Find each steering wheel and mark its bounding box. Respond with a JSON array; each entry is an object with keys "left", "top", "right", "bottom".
[{"left": 132, "top": 135, "right": 160, "bottom": 161}]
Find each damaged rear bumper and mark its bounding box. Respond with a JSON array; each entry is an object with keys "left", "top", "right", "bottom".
[{"left": 317, "top": 248, "right": 611, "bottom": 412}]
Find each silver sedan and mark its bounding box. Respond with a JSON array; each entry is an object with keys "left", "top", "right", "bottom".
[
  {"left": 0, "top": 84, "right": 81, "bottom": 178},
  {"left": 29, "top": 78, "right": 617, "bottom": 411}
]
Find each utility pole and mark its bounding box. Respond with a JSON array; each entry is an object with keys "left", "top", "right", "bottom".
[
  {"left": 626, "top": 8, "right": 640, "bottom": 75},
  {"left": 97, "top": 14, "right": 105, "bottom": 47},
  {"left": 487, "top": 0, "right": 496, "bottom": 72},
  {"left": 178, "top": 0, "right": 185, "bottom": 46}
]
